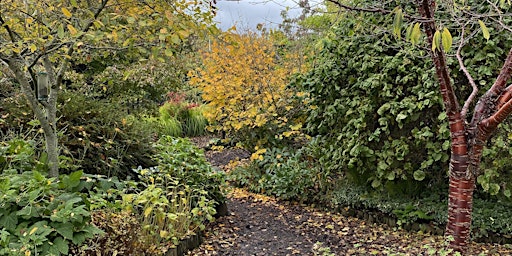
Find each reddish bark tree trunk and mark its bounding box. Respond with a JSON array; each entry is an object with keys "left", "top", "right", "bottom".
[{"left": 418, "top": 0, "right": 512, "bottom": 251}]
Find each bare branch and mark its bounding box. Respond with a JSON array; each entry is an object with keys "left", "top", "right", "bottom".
[
  {"left": 0, "top": 14, "right": 16, "bottom": 43},
  {"left": 326, "top": 0, "right": 430, "bottom": 22},
  {"left": 497, "top": 84, "right": 512, "bottom": 109},
  {"left": 457, "top": 24, "right": 478, "bottom": 120}
]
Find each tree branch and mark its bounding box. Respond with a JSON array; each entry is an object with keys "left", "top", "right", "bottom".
[
  {"left": 457, "top": 24, "right": 478, "bottom": 120},
  {"left": 326, "top": 0, "right": 430, "bottom": 22},
  {"left": 0, "top": 14, "right": 17, "bottom": 43},
  {"left": 497, "top": 84, "right": 512, "bottom": 109},
  {"left": 469, "top": 48, "right": 512, "bottom": 131}
]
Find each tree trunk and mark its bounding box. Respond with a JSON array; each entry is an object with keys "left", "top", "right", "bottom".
[
  {"left": 7, "top": 60, "right": 60, "bottom": 177},
  {"left": 44, "top": 126, "right": 59, "bottom": 177},
  {"left": 417, "top": 0, "right": 474, "bottom": 251}
]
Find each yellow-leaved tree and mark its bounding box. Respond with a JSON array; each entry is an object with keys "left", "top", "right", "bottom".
[{"left": 189, "top": 31, "right": 308, "bottom": 149}]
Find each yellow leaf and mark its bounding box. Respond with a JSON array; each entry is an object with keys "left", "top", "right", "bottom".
[
  {"left": 478, "top": 20, "right": 490, "bottom": 40},
  {"left": 290, "top": 123, "right": 302, "bottom": 131},
  {"left": 29, "top": 44, "right": 37, "bottom": 53},
  {"left": 441, "top": 28, "right": 452, "bottom": 52},
  {"left": 411, "top": 23, "right": 421, "bottom": 45},
  {"left": 144, "top": 206, "right": 153, "bottom": 218},
  {"left": 29, "top": 227, "right": 38, "bottom": 235},
  {"left": 62, "top": 7, "right": 72, "bottom": 18},
  {"left": 67, "top": 24, "right": 77, "bottom": 35},
  {"left": 432, "top": 30, "right": 441, "bottom": 52},
  {"left": 160, "top": 230, "right": 169, "bottom": 238}
]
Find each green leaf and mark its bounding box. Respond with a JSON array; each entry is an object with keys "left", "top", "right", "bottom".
[
  {"left": 432, "top": 30, "right": 441, "bottom": 52},
  {"left": 396, "top": 113, "right": 407, "bottom": 121},
  {"left": 0, "top": 212, "right": 17, "bottom": 231},
  {"left": 405, "top": 23, "right": 414, "bottom": 41},
  {"left": 64, "top": 170, "right": 83, "bottom": 189},
  {"left": 52, "top": 223, "right": 74, "bottom": 240},
  {"left": 171, "top": 34, "right": 180, "bottom": 44},
  {"left": 72, "top": 232, "right": 87, "bottom": 245},
  {"left": 371, "top": 179, "right": 381, "bottom": 188},
  {"left": 413, "top": 170, "right": 426, "bottom": 181},
  {"left": 53, "top": 237, "right": 69, "bottom": 255},
  {"left": 441, "top": 28, "right": 452, "bottom": 52},
  {"left": 478, "top": 20, "right": 490, "bottom": 40},
  {"left": 489, "top": 183, "right": 500, "bottom": 195},
  {"left": 377, "top": 103, "right": 391, "bottom": 115},
  {"left": 410, "top": 23, "right": 421, "bottom": 45},
  {"left": 17, "top": 205, "right": 39, "bottom": 219},
  {"left": 57, "top": 24, "right": 65, "bottom": 39},
  {"left": 504, "top": 189, "right": 511, "bottom": 198}
]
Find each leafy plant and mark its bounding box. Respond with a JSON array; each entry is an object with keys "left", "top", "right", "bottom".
[
  {"left": 150, "top": 136, "right": 226, "bottom": 205},
  {"left": 0, "top": 170, "right": 103, "bottom": 256},
  {"left": 230, "top": 141, "right": 334, "bottom": 203}
]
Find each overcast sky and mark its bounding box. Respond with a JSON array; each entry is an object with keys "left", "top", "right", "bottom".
[{"left": 213, "top": 0, "right": 304, "bottom": 31}]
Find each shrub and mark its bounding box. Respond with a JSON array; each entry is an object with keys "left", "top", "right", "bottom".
[
  {"left": 0, "top": 170, "right": 103, "bottom": 256},
  {"left": 189, "top": 32, "right": 307, "bottom": 149},
  {"left": 150, "top": 136, "right": 225, "bottom": 205},
  {"left": 229, "top": 140, "right": 335, "bottom": 203},
  {"left": 58, "top": 90, "right": 157, "bottom": 178}
]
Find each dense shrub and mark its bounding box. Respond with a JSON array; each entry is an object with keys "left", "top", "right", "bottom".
[
  {"left": 0, "top": 170, "right": 103, "bottom": 256},
  {"left": 229, "top": 139, "right": 335, "bottom": 203},
  {"left": 294, "top": 10, "right": 449, "bottom": 191},
  {"left": 58, "top": 90, "right": 157, "bottom": 178},
  {"left": 293, "top": 3, "right": 512, "bottom": 195}
]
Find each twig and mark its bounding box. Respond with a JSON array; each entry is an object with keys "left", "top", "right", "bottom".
[{"left": 457, "top": 24, "right": 478, "bottom": 120}]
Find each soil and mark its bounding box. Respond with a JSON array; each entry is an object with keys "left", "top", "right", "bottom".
[{"left": 188, "top": 137, "right": 512, "bottom": 255}]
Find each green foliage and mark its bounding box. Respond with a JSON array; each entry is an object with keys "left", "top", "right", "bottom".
[
  {"left": 0, "top": 137, "right": 47, "bottom": 174},
  {"left": 330, "top": 181, "right": 512, "bottom": 240},
  {"left": 58, "top": 90, "right": 156, "bottom": 178},
  {"left": 230, "top": 140, "right": 334, "bottom": 203},
  {"left": 115, "top": 136, "right": 223, "bottom": 254},
  {"left": 296, "top": 13, "right": 448, "bottom": 188},
  {"left": 150, "top": 136, "right": 225, "bottom": 204},
  {"left": 295, "top": 2, "right": 512, "bottom": 194},
  {"left": 123, "top": 182, "right": 214, "bottom": 254},
  {"left": 0, "top": 170, "right": 102, "bottom": 256}
]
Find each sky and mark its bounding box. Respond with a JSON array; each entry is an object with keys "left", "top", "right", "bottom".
[{"left": 213, "top": 0, "right": 304, "bottom": 31}]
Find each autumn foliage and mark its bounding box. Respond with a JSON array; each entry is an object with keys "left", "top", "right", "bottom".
[{"left": 189, "top": 32, "right": 307, "bottom": 148}]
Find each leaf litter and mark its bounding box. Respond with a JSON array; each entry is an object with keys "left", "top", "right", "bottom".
[{"left": 188, "top": 187, "right": 512, "bottom": 255}]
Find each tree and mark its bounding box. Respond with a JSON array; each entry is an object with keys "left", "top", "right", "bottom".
[
  {"left": 326, "top": 0, "right": 512, "bottom": 251},
  {"left": 0, "top": 0, "right": 214, "bottom": 177},
  {"left": 190, "top": 31, "right": 307, "bottom": 148}
]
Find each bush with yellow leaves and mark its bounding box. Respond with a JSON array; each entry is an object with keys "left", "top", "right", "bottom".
[{"left": 189, "top": 31, "right": 309, "bottom": 149}]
